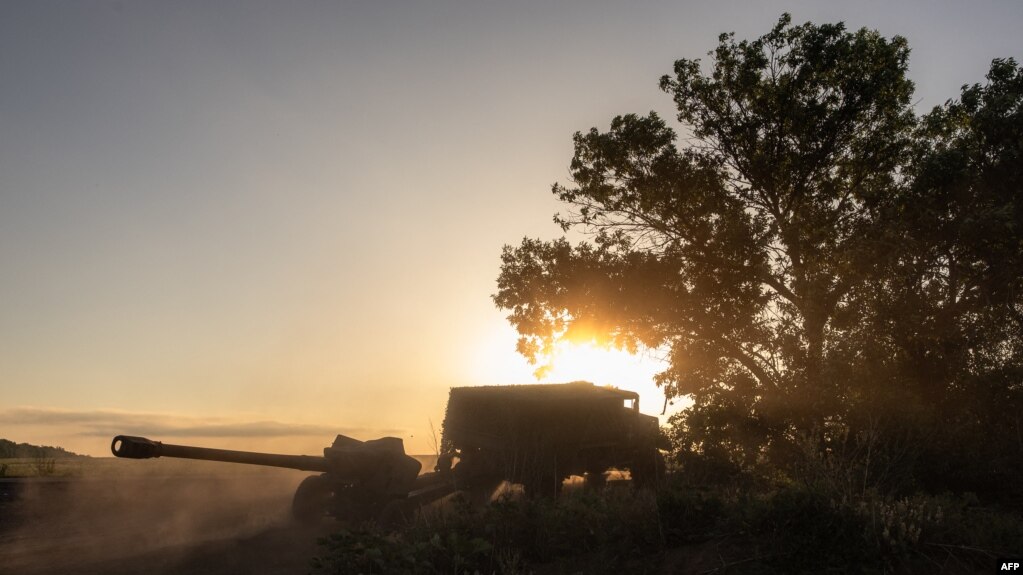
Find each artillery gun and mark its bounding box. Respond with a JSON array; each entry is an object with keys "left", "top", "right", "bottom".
[
  {"left": 111, "top": 381, "right": 666, "bottom": 523},
  {"left": 110, "top": 433, "right": 452, "bottom": 524}
]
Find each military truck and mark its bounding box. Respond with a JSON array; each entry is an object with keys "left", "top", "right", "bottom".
[{"left": 440, "top": 381, "right": 666, "bottom": 497}]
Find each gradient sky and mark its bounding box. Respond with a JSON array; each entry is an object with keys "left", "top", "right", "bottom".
[{"left": 2, "top": 1, "right": 1021, "bottom": 456}]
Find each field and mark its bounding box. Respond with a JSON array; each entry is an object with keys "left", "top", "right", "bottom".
[
  {"left": 0, "top": 455, "right": 438, "bottom": 575},
  {"left": 0, "top": 454, "right": 441, "bottom": 479},
  {"left": 0, "top": 456, "right": 211, "bottom": 479}
]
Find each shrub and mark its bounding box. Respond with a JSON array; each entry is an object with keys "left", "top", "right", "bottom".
[
  {"left": 312, "top": 489, "right": 667, "bottom": 575},
  {"left": 310, "top": 528, "right": 494, "bottom": 575},
  {"left": 657, "top": 487, "right": 725, "bottom": 544},
  {"left": 740, "top": 487, "right": 881, "bottom": 573},
  {"left": 311, "top": 480, "right": 1023, "bottom": 574}
]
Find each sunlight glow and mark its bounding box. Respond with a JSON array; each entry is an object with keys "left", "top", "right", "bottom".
[
  {"left": 544, "top": 341, "right": 659, "bottom": 388},
  {"left": 545, "top": 341, "right": 687, "bottom": 419},
  {"left": 468, "top": 323, "right": 687, "bottom": 423}
]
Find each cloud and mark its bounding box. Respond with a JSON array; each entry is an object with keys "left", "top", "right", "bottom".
[{"left": 0, "top": 407, "right": 403, "bottom": 440}]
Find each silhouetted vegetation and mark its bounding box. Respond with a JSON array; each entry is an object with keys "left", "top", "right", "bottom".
[
  {"left": 0, "top": 439, "right": 88, "bottom": 459},
  {"left": 312, "top": 483, "right": 1023, "bottom": 574},
  {"left": 317, "top": 13, "right": 1022, "bottom": 573},
  {"left": 312, "top": 489, "right": 662, "bottom": 575}
]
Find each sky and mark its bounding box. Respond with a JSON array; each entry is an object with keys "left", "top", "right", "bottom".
[{"left": 2, "top": 0, "right": 1021, "bottom": 457}]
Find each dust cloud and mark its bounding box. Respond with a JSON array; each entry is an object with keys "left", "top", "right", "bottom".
[{"left": 0, "top": 460, "right": 314, "bottom": 575}]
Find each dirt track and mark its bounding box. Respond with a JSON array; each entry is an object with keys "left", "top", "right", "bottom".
[{"left": 0, "top": 473, "right": 333, "bottom": 575}]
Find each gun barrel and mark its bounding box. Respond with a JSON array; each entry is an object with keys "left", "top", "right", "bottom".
[{"left": 110, "top": 435, "right": 330, "bottom": 472}]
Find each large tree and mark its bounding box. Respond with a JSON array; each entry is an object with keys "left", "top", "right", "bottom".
[
  {"left": 879, "top": 59, "right": 1023, "bottom": 492},
  {"left": 494, "top": 15, "right": 1022, "bottom": 485}
]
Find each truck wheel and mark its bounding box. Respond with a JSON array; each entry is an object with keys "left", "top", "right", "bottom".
[
  {"left": 630, "top": 451, "right": 665, "bottom": 489},
  {"left": 377, "top": 498, "right": 415, "bottom": 529},
  {"left": 523, "top": 473, "right": 562, "bottom": 499},
  {"left": 463, "top": 475, "right": 504, "bottom": 505},
  {"left": 584, "top": 468, "right": 607, "bottom": 490},
  {"left": 292, "top": 474, "right": 331, "bottom": 524}
]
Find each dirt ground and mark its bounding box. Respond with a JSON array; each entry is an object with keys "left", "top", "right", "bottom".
[{"left": 0, "top": 472, "right": 333, "bottom": 575}]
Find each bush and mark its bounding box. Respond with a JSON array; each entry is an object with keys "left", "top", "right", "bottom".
[
  {"left": 312, "top": 489, "right": 667, "bottom": 575},
  {"left": 740, "top": 487, "right": 881, "bottom": 573},
  {"left": 892, "top": 493, "right": 1023, "bottom": 571},
  {"left": 657, "top": 486, "right": 725, "bottom": 544},
  {"left": 739, "top": 487, "right": 1023, "bottom": 574},
  {"left": 311, "top": 528, "right": 494, "bottom": 575},
  {"left": 311, "top": 480, "right": 1023, "bottom": 574}
]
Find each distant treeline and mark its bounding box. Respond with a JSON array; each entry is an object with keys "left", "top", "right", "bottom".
[{"left": 0, "top": 438, "right": 88, "bottom": 459}]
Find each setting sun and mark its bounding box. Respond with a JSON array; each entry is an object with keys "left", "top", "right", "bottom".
[
  {"left": 544, "top": 341, "right": 656, "bottom": 386},
  {"left": 468, "top": 324, "right": 681, "bottom": 422}
]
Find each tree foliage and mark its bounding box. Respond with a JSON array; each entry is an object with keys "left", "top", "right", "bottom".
[
  {"left": 0, "top": 438, "right": 87, "bottom": 459},
  {"left": 495, "top": 14, "right": 1023, "bottom": 493}
]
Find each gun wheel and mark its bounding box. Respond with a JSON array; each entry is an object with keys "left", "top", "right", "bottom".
[
  {"left": 523, "top": 473, "right": 563, "bottom": 499},
  {"left": 292, "top": 474, "right": 332, "bottom": 525},
  {"left": 377, "top": 498, "right": 417, "bottom": 529}
]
